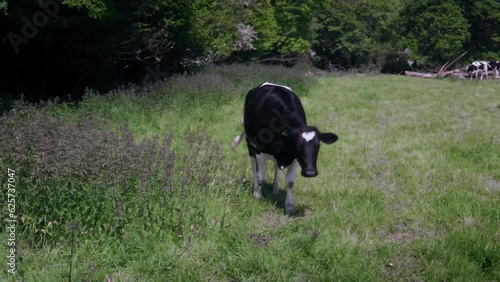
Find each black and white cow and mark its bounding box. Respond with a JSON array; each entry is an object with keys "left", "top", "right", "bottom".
[
  {"left": 465, "top": 62, "right": 479, "bottom": 80},
  {"left": 489, "top": 61, "right": 500, "bottom": 79},
  {"left": 467, "top": 61, "right": 489, "bottom": 80},
  {"left": 231, "top": 81, "right": 338, "bottom": 215},
  {"left": 466, "top": 61, "right": 500, "bottom": 80}
]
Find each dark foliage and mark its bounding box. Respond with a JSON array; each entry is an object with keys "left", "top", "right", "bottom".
[{"left": 1, "top": 0, "right": 500, "bottom": 102}]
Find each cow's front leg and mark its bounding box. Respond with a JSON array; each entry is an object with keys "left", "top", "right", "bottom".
[
  {"left": 273, "top": 162, "right": 280, "bottom": 195},
  {"left": 251, "top": 154, "right": 267, "bottom": 199},
  {"left": 284, "top": 160, "right": 299, "bottom": 215}
]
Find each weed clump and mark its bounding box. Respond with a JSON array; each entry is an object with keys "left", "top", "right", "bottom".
[{"left": 0, "top": 102, "right": 223, "bottom": 247}]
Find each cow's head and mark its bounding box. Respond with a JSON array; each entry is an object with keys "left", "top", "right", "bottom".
[
  {"left": 466, "top": 64, "right": 477, "bottom": 73},
  {"left": 287, "top": 126, "right": 338, "bottom": 177}
]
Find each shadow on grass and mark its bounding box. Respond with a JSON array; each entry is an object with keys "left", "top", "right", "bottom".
[
  {"left": 236, "top": 177, "right": 309, "bottom": 217},
  {"left": 261, "top": 183, "right": 308, "bottom": 217}
]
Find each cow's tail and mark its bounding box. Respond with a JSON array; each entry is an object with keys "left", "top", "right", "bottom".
[{"left": 231, "top": 131, "right": 245, "bottom": 149}]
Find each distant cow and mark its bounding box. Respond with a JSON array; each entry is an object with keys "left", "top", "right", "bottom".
[
  {"left": 466, "top": 61, "right": 500, "bottom": 80},
  {"left": 466, "top": 63, "right": 479, "bottom": 80},
  {"left": 489, "top": 61, "right": 500, "bottom": 78},
  {"left": 470, "top": 61, "right": 490, "bottom": 80},
  {"left": 231, "top": 82, "right": 338, "bottom": 215}
]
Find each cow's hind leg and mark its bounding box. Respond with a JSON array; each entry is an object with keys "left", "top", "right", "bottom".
[{"left": 284, "top": 160, "right": 299, "bottom": 215}]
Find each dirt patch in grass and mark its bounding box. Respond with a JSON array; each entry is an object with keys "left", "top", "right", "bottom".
[
  {"left": 382, "top": 220, "right": 444, "bottom": 245},
  {"left": 482, "top": 176, "right": 500, "bottom": 193},
  {"left": 484, "top": 103, "right": 500, "bottom": 113},
  {"left": 104, "top": 271, "right": 136, "bottom": 282},
  {"left": 247, "top": 210, "right": 300, "bottom": 247},
  {"left": 384, "top": 221, "right": 415, "bottom": 243},
  {"left": 387, "top": 232, "right": 414, "bottom": 243},
  {"left": 248, "top": 234, "right": 278, "bottom": 248},
  {"left": 385, "top": 253, "right": 422, "bottom": 281},
  {"left": 258, "top": 211, "right": 294, "bottom": 230}
]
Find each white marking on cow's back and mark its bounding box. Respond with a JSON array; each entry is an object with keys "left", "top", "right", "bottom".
[
  {"left": 472, "top": 61, "right": 489, "bottom": 67},
  {"left": 301, "top": 131, "right": 316, "bottom": 142},
  {"left": 260, "top": 81, "right": 292, "bottom": 91}
]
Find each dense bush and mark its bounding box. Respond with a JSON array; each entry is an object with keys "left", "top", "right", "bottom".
[{"left": 0, "top": 102, "right": 224, "bottom": 247}]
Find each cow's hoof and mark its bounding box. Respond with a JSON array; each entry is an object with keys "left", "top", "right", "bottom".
[
  {"left": 253, "top": 191, "right": 262, "bottom": 199},
  {"left": 285, "top": 205, "right": 295, "bottom": 216}
]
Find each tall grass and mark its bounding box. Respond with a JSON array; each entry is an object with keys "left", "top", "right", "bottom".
[
  {"left": 1, "top": 67, "right": 499, "bottom": 281},
  {"left": 0, "top": 101, "right": 227, "bottom": 244},
  {"left": 77, "top": 64, "right": 315, "bottom": 140}
]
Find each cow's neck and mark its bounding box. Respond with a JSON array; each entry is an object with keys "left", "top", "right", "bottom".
[{"left": 274, "top": 136, "right": 299, "bottom": 169}]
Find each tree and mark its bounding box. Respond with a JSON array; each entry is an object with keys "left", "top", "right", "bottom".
[
  {"left": 398, "top": 0, "right": 470, "bottom": 66},
  {"left": 243, "top": 0, "right": 279, "bottom": 54},
  {"left": 312, "top": 0, "right": 372, "bottom": 69},
  {"left": 353, "top": 0, "right": 401, "bottom": 44},
  {"left": 61, "top": 0, "right": 108, "bottom": 18},
  {"left": 459, "top": 0, "right": 500, "bottom": 59},
  {"left": 268, "top": 0, "right": 315, "bottom": 57},
  {"left": 0, "top": 0, "right": 126, "bottom": 100},
  {"left": 0, "top": 0, "right": 250, "bottom": 100}
]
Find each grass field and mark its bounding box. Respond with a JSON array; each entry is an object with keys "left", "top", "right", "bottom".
[{"left": 1, "top": 66, "right": 499, "bottom": 281}]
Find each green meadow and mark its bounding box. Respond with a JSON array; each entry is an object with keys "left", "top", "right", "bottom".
[{"left": 1, "top": 65, "right": 499, "bottom": 281}]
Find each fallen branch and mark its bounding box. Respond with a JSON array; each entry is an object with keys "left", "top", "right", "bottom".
[
  {"left": 404, "top": 71, "right": 436, "bottom": 78},
  {"left": 405, "top": 51, "right": 471, "bottom": 79},
  {"left": 405, "top": 67, "right": 475, "bottom": 79},
  {"left": 437, "top": 51, "right": 467, "bottom": 76}
]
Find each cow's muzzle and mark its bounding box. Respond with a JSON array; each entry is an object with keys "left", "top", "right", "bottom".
[{"left": 301, "top": 169, "right": 318, "bottom": 177}]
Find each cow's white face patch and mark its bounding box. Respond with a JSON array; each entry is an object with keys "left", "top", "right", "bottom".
[{"left": 301, "top": 131, "right": 316, "bottom": 142}]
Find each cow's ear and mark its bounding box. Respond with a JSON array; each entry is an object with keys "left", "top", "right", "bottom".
[{"left": 319, "top": 132, "right": 338, "bottom": 144}]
